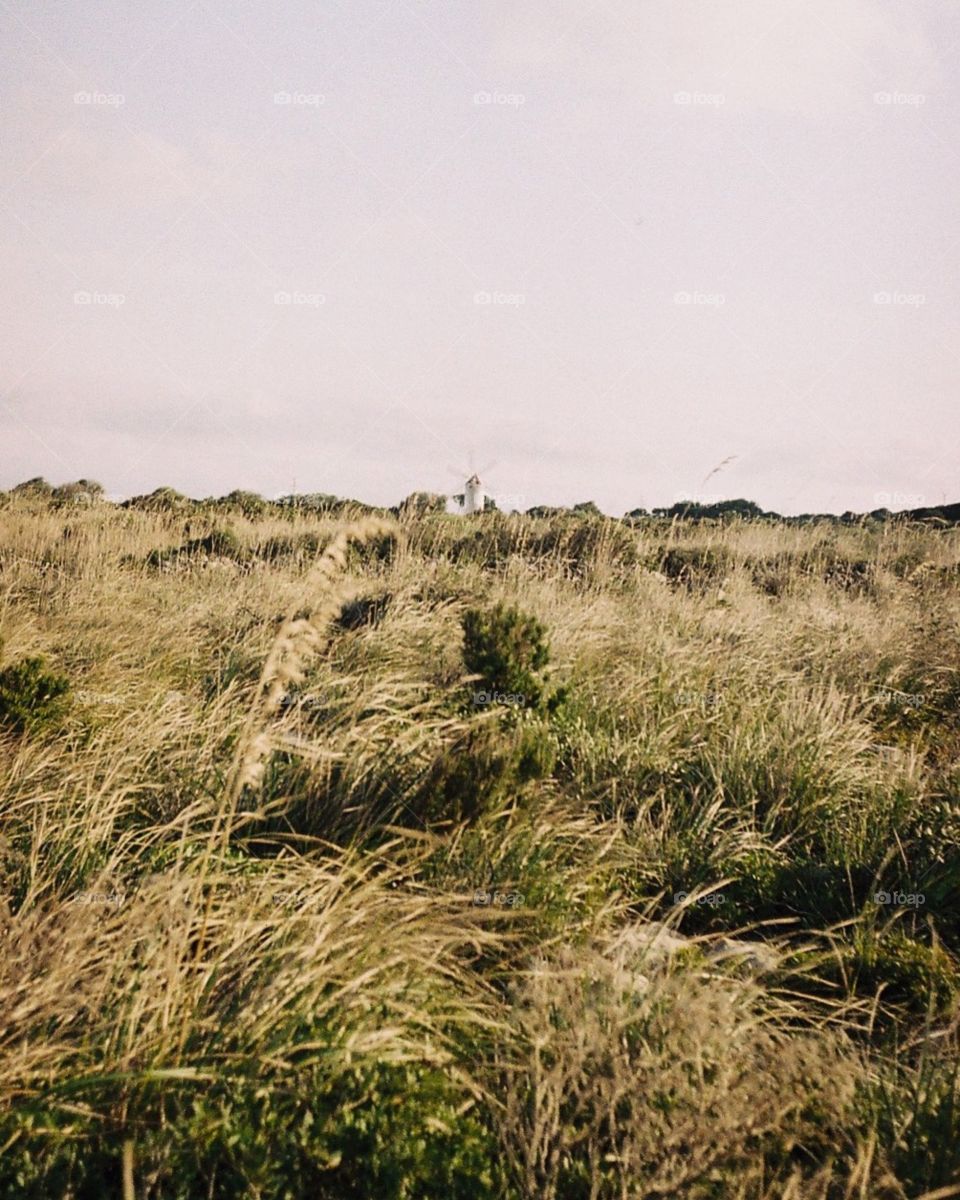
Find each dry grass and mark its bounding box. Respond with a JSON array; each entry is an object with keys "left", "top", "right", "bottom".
[{"left": 0, "top": 497, "right": 958, "bottom": 1197}]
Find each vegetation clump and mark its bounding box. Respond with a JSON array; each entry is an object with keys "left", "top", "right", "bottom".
[
  {"left": 462, "top": 602, "right": 553, "bottom": 712},
  {"left": 0, "top": 641, "right": 71, "bottom": 734}
]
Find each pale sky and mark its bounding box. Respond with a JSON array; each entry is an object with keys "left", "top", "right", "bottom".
[{"left": 2, "top": 0, "right": 958, "bottom": 514}]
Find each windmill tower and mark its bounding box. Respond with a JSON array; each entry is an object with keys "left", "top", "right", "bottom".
[{"left": 463, "top": 474, "right": 486, "bottom": 515}]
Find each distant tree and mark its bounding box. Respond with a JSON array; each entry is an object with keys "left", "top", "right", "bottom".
[
  {"left": 653, "top": 498, "right": 766, "bottom": 521},
  {"left": 572, "top": 500, "right": 602, "bottom": 517},
  {"left": 399, "top": 492, "right": 447, "bottom": 516},
  {"left": 123, "top": 486, "right": 191, "bottom": 512},
  {"left": 51, "top": 479, "right": 105, "bottom": 506},
  {"left": 216, "top": 490, "right": 268, "bottom": 518},
  {"left": 11, "top": 477, "right": 53, "bottom": 498},
  {"left": 276, "top": 492, "right": 342, "bottom": 514},
  {"left": 483, "top": 495, "right": 499, "bottom": 512},
  {"left": 525, "top": 505, "right": 566, "bottom": 518}
]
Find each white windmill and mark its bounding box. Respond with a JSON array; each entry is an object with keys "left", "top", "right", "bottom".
[
  {"left": 446, "top": 454, "right": 497, "bottom": 515},
  {"left": 463, "top": 474, "right": 486, "bottom": 514}
]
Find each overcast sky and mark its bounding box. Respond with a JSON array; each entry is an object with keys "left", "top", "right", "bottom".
[{"left": 2, "top": 0, "right": 958, "bottom": 514}]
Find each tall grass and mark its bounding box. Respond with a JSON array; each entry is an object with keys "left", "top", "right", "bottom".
[{"left": 0, "top": 500, "right": 958, "bottom": 1196}]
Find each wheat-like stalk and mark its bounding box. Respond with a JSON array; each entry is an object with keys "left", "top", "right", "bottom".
[{"left": 222, "top": 516, "right": 397, "bottom": 820}]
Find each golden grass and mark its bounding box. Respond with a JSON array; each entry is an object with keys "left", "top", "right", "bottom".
[{"left": 0, "top": 499, "right": 959, "bottom": 1196}]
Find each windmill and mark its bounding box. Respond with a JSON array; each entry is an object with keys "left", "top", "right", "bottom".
[{"left": 445, "top": 453, "right": 499, "bottom": 515}]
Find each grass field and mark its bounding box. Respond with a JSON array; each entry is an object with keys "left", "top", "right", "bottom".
[{"left": 1, "top": 494, "right": 958, "bottom": 1198}]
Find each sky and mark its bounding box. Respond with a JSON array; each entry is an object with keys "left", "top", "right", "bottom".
[{"left": 1, "top": 0, "right": 958, "bottom": 515}]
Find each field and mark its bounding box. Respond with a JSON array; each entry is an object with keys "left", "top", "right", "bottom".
[{"left": 1, "top": 495, "right": 959, "bottom": 1198}]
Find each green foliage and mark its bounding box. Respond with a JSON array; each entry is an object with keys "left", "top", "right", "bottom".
[
  {"left": 658, "top": 544, "right": 729, "bottom": 587},
  {"left": 653, "top": 497, "right": 766, "bottom": 520},
  {"left": 10, "top": 476, "right": 53, "bottom": 497},
  {"left": 421, "top": 718, "right": 557, "bottom": 824},
  {"left": 256, "top": 532, "right": 323, "bottom": 564},
  {"left": 123, "top": 486, "right": 191, "bottom": 512},
  {"left": 0, "top": 649, "right": 71, "bottom": 735},
  {"left": 336, "top": 592, "right": 391, "bottom": 630},
  {"left": 0, "top": 1061, "right": 501, "bottom": 1200},
  {"left": 400, "top": 491, "right": 448, "bottom": 516},
  {"left": 866, "top": 1050, "right": 960, "bottom": 1194},
  {"left": 215, "top": 489, "right": 268, "bottom": 518},
  {"left": 276, "top": 492, "right": 344, "bottom": 514},
  {"left": 146, "top": 528, "right": 249, "bottom": 568},
  {"left": 846, "top": 927, "right": 959, "bottom": 1017},
  {"left": 461, "top": 603, "right": 552, "bottom": 712},
  {"left": 51, "top": 479, "right": 104, "bottom": 507}
]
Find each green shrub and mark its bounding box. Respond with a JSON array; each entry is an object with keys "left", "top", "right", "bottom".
[
  {"left": 421, "top": 718, "right": 557, "bottom": 824},
  {"left": 50, "top": 479, "right": 104, "bottom": 507},
  {"left": 215, "top": 489, "right": 269, "bottom": 518},
  {"left": 336, "top": 593, "right": 391, "bottom": 631},
  {"left": 0, "top": 1061, "right": 501, "bottom": 1200},
  {"left": 146, "top": 529, "right": 249, "bottom": 568},
  {"left": 847, "top": 928, "right": 959, "bottom": 1017},
  {"left": 10, "top": 476, "right": 53, "bottom": 499},
  {"left": 866, "top": 1050, "right": 960, "bottom": 1194},
  {"left": 461, "top": 604, "right": 553, "bottom": 713},
  {"left": 123, "top": 486, "right": 192, "bottom": 512},
  {"left": 659, "top": 545, "right": 729, "bottom": 588},
  {"left": 399, "top": 491, "right": 448, "bottom": 516},
  {"left": 254, "top": 532, "right": 323, "bottom": 565},
  {"left": 0, "top": 652, "right": 71, "bottom": 735}
]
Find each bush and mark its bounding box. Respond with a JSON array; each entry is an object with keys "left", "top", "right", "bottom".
[
  {"left": 51, "top": 479, "right": 104, "bottom": 507},
  {"left": 10, "top": 476, "right": 53, "bottom": 499},
  {"left": 146, "top": 529, "right": 249, "bottom": 568},
  {"left": 420, "top": 718, "right": 557, "bottom": 824},
  {"left": 123, "top": 486, "right": 191, "bottom": 512},
  {"left": 256, "top": 532, "right": 323, "bottom": 564},
  {"left": 659, "top": 545, "right": 729, "bottom": 587},
  {"left": 399, "top": 491, "right": 448, "bottom": 516},
  {"left": 215, "top": 490, "right": 268, "bottom": 518},
  {"left": 461, "top": 604, "right": 552, "bottom": 712},
  {"left": 0, "top": 650, "right": 71, "bottom": 735}
]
